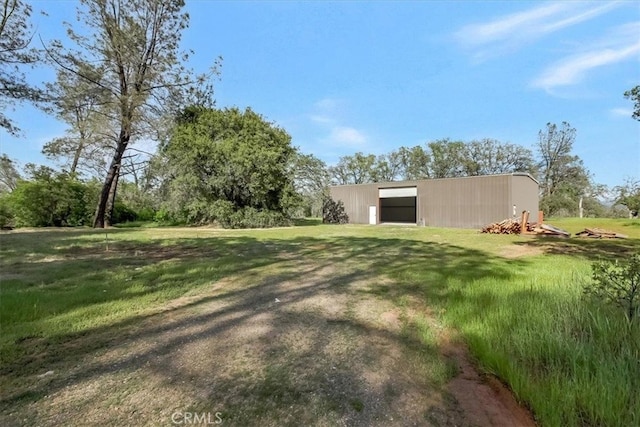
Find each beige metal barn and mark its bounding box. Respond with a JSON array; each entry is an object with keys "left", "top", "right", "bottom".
[{"left": 329, "top": 173, "right": 539, "bottom": 229}]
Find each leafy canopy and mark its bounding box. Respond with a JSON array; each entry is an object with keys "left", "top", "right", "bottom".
[{"left": 160, "top": 107, "right": 297, "bottom": 226}]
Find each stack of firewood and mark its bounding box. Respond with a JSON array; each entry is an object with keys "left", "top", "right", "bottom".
[
  {"left": 481, "top": 218, "right": 523, "bottom": 234},
  {"left": 481, "top": 218, "right": 571, "bottom": 237}
]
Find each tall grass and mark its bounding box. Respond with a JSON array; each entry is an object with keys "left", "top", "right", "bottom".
[{"left": 441, "top": 261, "right": 639, "bottom": 426}]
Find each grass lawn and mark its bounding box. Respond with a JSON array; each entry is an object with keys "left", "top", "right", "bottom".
[{"left": 1, "top": 218, "right": 639, "bottom": 426}]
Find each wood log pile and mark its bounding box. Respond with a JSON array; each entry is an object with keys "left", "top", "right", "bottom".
[
  {"left": 481, "top": 218, "right": 526, "bottom": 234},
  {"left": 575, "top": 228, "right": 628, "bottom": 239},
  {"left": 482, "top": 212, "right": 570, "bottom": 237}
]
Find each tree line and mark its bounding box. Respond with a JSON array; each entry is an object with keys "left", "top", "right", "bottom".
[{"left": 0, "top": 0, "right": 638, "bottom": 228}]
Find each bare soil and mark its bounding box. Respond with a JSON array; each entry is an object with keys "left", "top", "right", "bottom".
[{"left": 0, "top": 261, "right": 536, "bottom": 426}]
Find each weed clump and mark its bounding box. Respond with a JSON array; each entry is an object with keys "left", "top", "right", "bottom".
[{"left": 584, "top": 254, "right": 640, "bottom": 323}]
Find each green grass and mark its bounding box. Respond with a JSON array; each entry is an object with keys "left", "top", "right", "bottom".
[{"left": 1, "top": 218, "right": 639, "bottom": 425}]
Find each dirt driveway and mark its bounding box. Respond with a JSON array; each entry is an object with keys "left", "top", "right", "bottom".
[{"left": 1, "top": 245, "right": 534, "bottom": 426}]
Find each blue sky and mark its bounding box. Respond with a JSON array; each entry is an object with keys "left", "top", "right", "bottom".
[{"left": 1, "top": 0, "right": 639, "bottom": 187}]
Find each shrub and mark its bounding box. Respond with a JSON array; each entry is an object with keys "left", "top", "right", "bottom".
[
  {"left": 224, "top": 207, "right": 291, "bottom": 229},
  {"left": 136, "top": 207, "right": 156, "bottom": 222},
  {"left": 111, "top": 202, "right": 137, "bottom": 224},
  {"left": 208, "top": 200, "right": 235, "bottom": 227},
  {"left": 8, "top": 174, "right": 92, "bottom": 227},
  {"left": 0, "top": 195, "right": 15, "bottom": 228},
  {"left": 584, "top": 254, "right": 640, "bottom": 323},
  {"left": 322, "top": 196, "right": 349, "bottom": 224},
  {"left": 240, "top": 207, "right": 291, "bottom": 228},
  {"left": 154, "top": 208, "right": 175, "bottom": 224}
]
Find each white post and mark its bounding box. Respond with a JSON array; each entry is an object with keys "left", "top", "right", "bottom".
[{"left": 579, "top": 196, "right": 583, "bottom": 218}]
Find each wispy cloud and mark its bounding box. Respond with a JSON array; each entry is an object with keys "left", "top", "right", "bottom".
[
  {"left": 309, "top": 98, "right": 369, "bottom": 149},
  {"left": 531, "top": 22, "right": 640, "bottom": 91},
  {"left": 328, "top": 126, "right": 367, "bottom": 146},
  {"left": 456, "top": 2, "right": 622, "bottom": 61},
  {"left": 610, "top": 107, "right": 634, "bottom": 118},
  {"left": 308, "top": 97, "right": 341, "bottom": 125},
  {"left": 309, "top": 114, "right": 334, "bottom": 125}
]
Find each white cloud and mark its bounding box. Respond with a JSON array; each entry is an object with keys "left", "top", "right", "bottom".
[
  {"left": 456, "top": 3, "right": 567, "bottom": 45},
  {"left": 309, "top": 114, "right": 334, "bottom": 125},
  {"left": 308, "top": 97, "right": 369, "bottom": 149},
  {"left": 610, "top": 107, "right": 634, "bottom": 118},
  {"left": 456, "top": 2, "right": 622, "bottom": 60},
  {"left": 329, "top": 126, "right": 367, "bottom": 146},
  {"left": 314, "top": 98, "right": 341, "bottom": 111},
  {"left": 531, "top": 22, "right": 640, "bottom": 91}
]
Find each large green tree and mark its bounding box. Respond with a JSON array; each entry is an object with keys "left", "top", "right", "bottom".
[
  {"left": 329, "top": 152, "right": 377, "bottom": 185},
  {"left": 289, "top": 152, "right": 330, "bottom": 217},
  {"left": 46, "top": 0, "right": 217, "bottom": 228},
  {"left": 160, "top": 107, "right": 297, "bottom": 225},
  {"left": 396, "top": 145, "right": 431, "bottom": 180},
  {"left": 463, "top": 138, "right": 536, "bottom": 176},
  {"left": 371, "top": 152, "right": 403, "bottom": 182},
  {"left": 536, "top": 122, "right": 590, "bottom": 216},
  {"left": 427, "top": 139, "right": 466, "bottom": 178}
]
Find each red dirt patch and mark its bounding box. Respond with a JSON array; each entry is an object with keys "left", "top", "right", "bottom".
[{"left": 443, "top": 338, "right": 536, "bottom": 427}]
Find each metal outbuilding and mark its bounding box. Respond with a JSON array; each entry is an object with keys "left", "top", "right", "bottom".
[{"left": 329, "top": 173, "right": 539, "bottom": 229}]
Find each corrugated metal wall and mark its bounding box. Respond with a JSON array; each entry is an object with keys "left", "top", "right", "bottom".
[
  {"left": 511, "top": 174, "right": 540, "bottom": 220},
  {"left": 418, "top": 175, "right": 511, "bottom": 228},
  {"left": 329, "top": 183, "right": 379, "bottom": 224},
  {"left": 329, "top": 174, "right": 539, "bottom": 229}
]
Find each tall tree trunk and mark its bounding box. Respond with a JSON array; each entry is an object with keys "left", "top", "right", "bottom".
[
  {"left": 70, "top": 140, "right": 84, "bottom": 174},
  {"left": 94, "top": 137, "right": 128, "bottom": 228}
]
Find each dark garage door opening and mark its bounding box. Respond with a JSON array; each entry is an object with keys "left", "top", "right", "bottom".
[{"left": 380, "top": 197, "right": 416, "bottom": 223}]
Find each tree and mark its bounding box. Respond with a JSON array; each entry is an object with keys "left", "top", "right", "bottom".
[
  {"left": 329, "top": 152, "right": 377, "bottom": 185},
  {"left": 615, "top": 177, "right": 640, "bottom": 217},
  {"left": 371, "top": 152, "right": 403, "bottom": 182},
  {"left": 0, "top": 153, "right": 20, "bottom": 192},
  {"left": 116, "top": 161, "right": 161, "bottom": 221},
  {"left": 624, "top": 85, "right": 640, "bottom": 121},
  {"left": 463, "top": 139, "right": 536, "bottom": 176},
  {"left": 289, "top": 152, "right": 330, "bottom": 217},
  {"left": 536, "top": 122, "right": 590, "bottom": 216},
  {"left": 0, "top": 0, "right": 40, "bottom": 135},
  {"left": 396, "top": 145, "right": 431, "bottom": 180},
  {"left": 427, "top": 139, "right": 466, "bottom": 178},
  {"left": 41, "top": 65, "right": 112, "bottom": 176},
  {"left": 160, "top": 107, "right": 297, "bottom": 226},
  {"left": 46, "top": 0, "right": 218, "bottom": 228}
]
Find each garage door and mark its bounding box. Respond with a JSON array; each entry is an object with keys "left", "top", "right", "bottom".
[{"left": 379, "top": 187, "right": 417, "bottom": 223}]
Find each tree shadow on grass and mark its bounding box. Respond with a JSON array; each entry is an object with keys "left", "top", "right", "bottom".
[
  {"left": 512, "top": 235, "right": 640, "bottom": 261},
  {"left": 1, "top": 231, "right": 528, "bottom": 425},
  {"left": 0, "top": 227, "right": 134, "bottom": 260}
]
